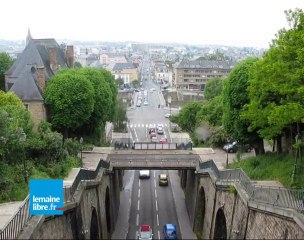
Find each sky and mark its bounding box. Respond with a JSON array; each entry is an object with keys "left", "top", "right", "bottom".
[{"left": 1, "top": 0, "right": 303, "bottom": 48}]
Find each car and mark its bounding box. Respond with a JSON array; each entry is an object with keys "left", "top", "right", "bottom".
[
  {"left": 136, "top": 225, "right": 153, "bottom": 240},
  {"left": 157, "top": 126, "right": 164, "bottom": 134},
  {"left": 163, "top": 224, "right": 177, "bottom": 240},
  {"left": 159, "top": 173, "right": 169, "bottom": 186},
  {"left": 165, "top": 113, "right": 171, "bottom": 118},
  {"left": 144, "top": 101, "right": 148, "bottom": 106},
  {"left": 223, "top": 141, "right": 252, "bottom": 153},
  {"left": 151, "top": 136, "right": 158, "bottom": 142},
  {"left": 159, "top": 137, "right": 168, "bottom": 144},
  {"left": 139, "top": 170, "right": 150, "bottom": 179},
  {"left": 136, "top": 101, "right": 141, "bottom": 107}
]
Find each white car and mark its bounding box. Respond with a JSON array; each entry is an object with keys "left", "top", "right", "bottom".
[
  {"left": 157, "top": 126, "right": 164, "bottom": 134},
  {"left": 136, "top": 225, "right": 153, "bottom": 240},
  {"left": 139, "top": 170, "right": 150, "bottom": 179},
  {"left": 165, "top": 113, "right": 171, "bottom": 118},
  {"left": 144, "top": 101, "right": 148, "bottom": 106}
]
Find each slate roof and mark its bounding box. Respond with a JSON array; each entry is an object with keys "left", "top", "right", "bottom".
[
  {"left": 112, "top": 62, "right": 136, "bottom": 71},
  {"left": 176, "top": 59, "right": 234, "bottom": 69},
  {"left": 6, "top": 38, "right": 68, "bottom": 101}
]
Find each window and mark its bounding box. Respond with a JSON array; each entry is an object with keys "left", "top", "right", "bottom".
[{"left": 24, "top": 103, "right": 29, "bottom": 111}]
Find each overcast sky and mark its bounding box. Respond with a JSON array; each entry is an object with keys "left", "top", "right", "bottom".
[{"left": 1, "top": 0, "right": 303, "bottom": 48}]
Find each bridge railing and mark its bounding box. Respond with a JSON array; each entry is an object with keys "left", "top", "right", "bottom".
[
  {"left": 199, "top": 160, "right": 304, "bottom": 213},
  {"left": 0, "top": 195, "right": 30, "bottom": 240}
]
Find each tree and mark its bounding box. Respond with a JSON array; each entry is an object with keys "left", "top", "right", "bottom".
[
  {"left": 132, "top": 79, "right": 139, "bottom": 88},
  {"left": 0, "top": 53, "right": 13, "bottom": 91},
  {"left": 44, "top": 69, "right": 94, "bottom": 138},
  {"left": 242, "top": 9, "right": 304, "bottom": 153},
  {"left": 204, "top": 77, "right": 225, "bottom": 101},
  {"left": 222, "top": 57, "right": 265, "bottom": 154},
  {"left": 74, "top": 61, "right": 82, "bottom": 68},
  {"left": 171, "top": 102, "right": 202, "bottom": 133}
]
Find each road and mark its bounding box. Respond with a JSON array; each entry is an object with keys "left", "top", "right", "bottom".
[{"left": 125, "top": 54, "right": 182, "bottom": 239}]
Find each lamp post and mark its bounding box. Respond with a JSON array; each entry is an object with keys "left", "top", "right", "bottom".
[
  {"left": 80, "top": 137, "right": 83, "bottom": 167},
  {"left": 20, "top": 130, "right": 27, "bottom": 184},
  {"left": 168, "top": 95, "right": 172, "bottom": 129}
]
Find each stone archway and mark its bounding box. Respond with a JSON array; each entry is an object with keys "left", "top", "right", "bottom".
[
  {"left": 90, "top": 208, "right": 100, "bottom": 239},
  {"left": 105, "top": 186, "right": 111, "bottom": 235},
  {"left": 194, "top": 187, "right": 206, "bottom": 235},
  {"left": 213, "top": 208, "right": 227, "bottom": 240}
]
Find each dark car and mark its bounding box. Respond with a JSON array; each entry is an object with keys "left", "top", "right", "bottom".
[
  {"left": 223, "top": 141, "right": 252, "bottom": 153},
  {"left": 163, "top": 224, "right": 177, "bottom": 240}
]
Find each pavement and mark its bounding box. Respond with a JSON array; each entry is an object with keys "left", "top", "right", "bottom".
[{"left": 0, "top": 201, "right": 23, "bottom": 230}]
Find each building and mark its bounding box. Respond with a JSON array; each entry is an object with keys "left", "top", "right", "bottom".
[
  {"left": 111, "top": 63, "right": 138, "bottom": 85},
  {"left": 5, "top": 31, "right": 74, "bottom": 126},
  {"left": 99, "top": 53, "right": 127, "bottom": 66},
  {"left": 174, "top": 59, "right": 234, "bottom": 91}
]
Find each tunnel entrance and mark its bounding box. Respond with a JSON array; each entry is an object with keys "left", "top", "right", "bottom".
[
  {"left": 105, "top": 186, "right": 111, "bottom": 235},
  {"left": 213, "top": 208, "right": 227, "bottom": 240},
  {"left": 194, "top": 187, "right": 206, "bottom": 234},
  {"left": 90, "top": 208, "right": 100, "bottom": 239}
]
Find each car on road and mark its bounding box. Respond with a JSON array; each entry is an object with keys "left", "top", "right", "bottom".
[
  {"left": 159, "top": 173, "right": 169, "bottom": 186},
  {"left": 165, "top": 113, "right": 171, "bottom": 118},
  {"left": 139, "top": 170, "right": 150, "bottom": 179},
  {"left": 136, "top": 225, "right": 153, "bottom": 240},
  {"left": 223, "top": 141, "right": 252, "bottom": 153},
  {"left": 157, "top": 126, "right": 164, "bottom": 134},
  {"left": 163, "top": 224, "right": 177, "bottom": 240},
  {"left": 151, "top": 136, "right": 158, "bottom": 142},
  {"left": 144, "top": 101, "right": 148, "bottom": 106},
  {"left": 159, "top": 137, "right": 168, "bottom": 144}
]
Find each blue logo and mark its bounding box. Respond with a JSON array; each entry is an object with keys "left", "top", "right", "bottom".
[{"left": 30, "top": 179, "right": 63, "bottom": 215}]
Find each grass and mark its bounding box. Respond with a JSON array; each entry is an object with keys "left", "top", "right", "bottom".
[
  {"left": 0, "top": 157, "right": 81, "bottom": 203},
  {"left": 229, "top": 152, "right": 304, "bottom": 188}
]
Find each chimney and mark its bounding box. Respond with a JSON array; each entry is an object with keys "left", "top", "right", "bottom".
[
  {"left": 66, "top": 45, "right": 74, "bottom": 68},
  {"left": 48, "top": 47, "right": 58, "bottom": 72},
  {"left": 36, "top": 66, "right": 46, "bottom": 92}
]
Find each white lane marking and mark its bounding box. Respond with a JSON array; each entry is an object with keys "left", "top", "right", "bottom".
[
  {"left": 134, "top": 128, "right": 139, "bottom": 141},
  {"left": 136, "top": 214, "right": 139, "bottom": 226},
  {"left": 154, "top": 171, "right": 156, "bottom": 178},
  {"left": 158, "top": 231, "right": 160, "bottom": 240},
  {"left": 138, "top": 188, "right": 140, "bottom": 198},
  {"left": 137, "top": 200, "right": 140, "bottom": 210},
  {"left": 129, "top": 198, "right": 131, "bottom": 206},
  {"left": 155, "top": 189, "right": 157, "bottom": 198},
  {"left": 154, "top": 179, "right": 156, "bottom": 188},
  {"left": 156, "top": 199, "right": 158, "bottom": 211},
  {"left": 139, "top": 180, "right": 141, "bottom": 188},
  {"left": 156, "top": 213, "right": 159, "bottom": 226}
]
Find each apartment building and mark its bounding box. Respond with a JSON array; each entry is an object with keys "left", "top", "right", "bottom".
[
  {"left": 111, "top": 63, "right": 138, "bottom": 85},
  {"left": 174, "top": 59, "right": 234, "bottom": 90}
]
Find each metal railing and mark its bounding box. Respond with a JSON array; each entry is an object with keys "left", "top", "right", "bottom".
[
  {"left": 0, "top": 195, "right": 30, "bottom": 240},
  {"left": 199, "top": 160, "right": 304, "bottom": 213}
]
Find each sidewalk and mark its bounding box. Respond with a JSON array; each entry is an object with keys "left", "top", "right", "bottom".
[
  {"left": 169, "top": 170, "right": 197, "bottom": 240},
  {"left": 0, "top": 201, "right": 23, "bottom": 230}
]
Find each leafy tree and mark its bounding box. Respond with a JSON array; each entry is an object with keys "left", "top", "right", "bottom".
[
  {"left": 132, "top": 79, "right": 139, "bottom": 88},
  {"left": 171, "top": 102, "right": 202, "bottom": 133},
  {"left": 0, "top": 53, "right": 13, "bottom": 91},
  {"left": 116, "top": 77, "right": 124, "bottom": 87},
  {"left": 113, "top": 99, "right": 128, "bottom": 132},
  {"left": 222, "top": 57, "right": 265, "bottom": 154},
  {"left": 44, "top": 69, "right": 94, "bottom": 138},
  {"left": 74, "top": 61, "right": 82, "bottom": 68},
  {"left": 204, "top": 77, "right": 225, "bottom": 101},
  {"left": 242, "top": 9, "right": 304, "bottom": 153}
]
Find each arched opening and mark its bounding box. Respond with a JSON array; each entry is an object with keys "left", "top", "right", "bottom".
[
  {"left": 90, "top": 208, "right": 100, "bottom": 239},
  {"left": 105, "top": 186, "right": 111, "bottom": 234},
  {"left": 194, "top": 187, "right": 206, "bottom": 234},
  {"left": 213, "top": 208, "right": 227, "bottom": 240},
  {"left": 181, "top": 170, "right": 187, "bottom": 189}
]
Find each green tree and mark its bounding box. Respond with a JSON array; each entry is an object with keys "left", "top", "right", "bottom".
[
  {"left": 44, "top": 69, "right": 94, "bottom": 138},
  {"left": 171, "top": 102, "right": 202, "bottom": 133},
  {"left": 242, "top": 9, "right": 304, "bottom": 153},
  {"left": 74, "top": 61, "right": 82, "bottom": 68},
  {"left": 0, "top": 53, "right": 13, "bottom": 91},
  {"left": 132, "top": 79, "right": 139, "bottom": 88},
  {"left": 222, "top": 57, "right": 265, "bottom": 154},
  {"left": 204, "top": 77, "right": 225, "bottom": 101}
]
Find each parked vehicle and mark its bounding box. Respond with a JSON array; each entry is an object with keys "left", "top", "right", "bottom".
[
  {"left": 163, "top": 224, "right": 177, "bottom": 240},
  {"left": 223, "top": 141, "right": 252, "bottom": 153}
]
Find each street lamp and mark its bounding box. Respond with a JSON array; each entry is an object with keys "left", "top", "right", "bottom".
[
  {"left": 80, "top": 137, "right": 83, "bottom": 167},
  {"left": 20, "top": 130, "right": 27, "bottom": 184}
]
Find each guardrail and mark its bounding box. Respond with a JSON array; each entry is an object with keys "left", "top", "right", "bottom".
[
  {"left": 0, "top": 195, "right": 30, "bottom": 240},
  {"left": 113, "top": 141, "right": 192, "bottom": 150},
  {"left": 0, "top": 159, "right": 111, "bottom": 239},
  {"left": 199, "top": 160, "right": 304, "bottom": 213}
]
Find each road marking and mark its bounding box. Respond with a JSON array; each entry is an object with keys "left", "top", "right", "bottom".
[
  {"left": 158, "top": 230, "right": 160, "bottom": 240},
  {"left": 138, "top": 189, "right": 140, "bottom": 198},
  {"left": 136, "top": 214, "right": 139, "bottom": 226},
  {"left": 154, "top": 171, "right": 156, "bottom": 178},
  {"left": 134, "top": 129, "right": 139, "bottom": 141},
  {"left": 154, "top": 179, "right": 156, "bottom": 188},
  {"left": 156, "top": 199, "right": 158, "bottom": 211},
  {"left": 137, "top": 200, "right": 140, "bottom": 210},
  {"left": 139, "top": 180, "right": 141, "bottom": 188},
  {"left": 155, "top": 189, "right": 157, "bottom": 198},
  {"left": 129, "top": 198, "right": 131, "bottom": 206},
  {"left": 156, "top": 213, "right": 159, "bottom": 226}
]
